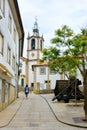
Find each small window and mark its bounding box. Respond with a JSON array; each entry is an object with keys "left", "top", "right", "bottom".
[
  {"left": 7, "top": 46, "right": 11, "bottom": 65},
  {"left": 8, "top": 14, "right": 12, "bottom": 33},
  {"left": 0, "top": 33, "right": 4, "bottom": 55},
  {"left": 31, "top": 39, "right": 35, "bottom": 50},
  {"left": 12, "top": 55, "right": 15, "bottom": 70},
  {"left": 21, "top": 78, "right": 24, "bottom": 87},
  {"left": 13, "top": 28, "right": 16, "bottom": 43},
  {"left": 40, "top": 67, "right": 46, "bottom": 75},
  {"left": 31, "top": 83, "right": 34, "bottom": 87}
]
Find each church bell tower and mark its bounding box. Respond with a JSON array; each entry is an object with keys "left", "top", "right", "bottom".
[{"left": 27, "top": 18, "right": 44, "bottom": 88}]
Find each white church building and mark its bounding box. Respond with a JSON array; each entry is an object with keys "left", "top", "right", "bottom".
[
  {"left": 19, "top": 19, "right": 83, "bottom": 93},
  {"left": 19, "top": 20, "right": 63, "bottom": 93}
]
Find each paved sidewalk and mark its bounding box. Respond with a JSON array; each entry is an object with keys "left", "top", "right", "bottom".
[
  {"left": 0, "top": 92, "right": 24, "bottom": 128},
  {"left": 42, "top": 94, "right": 87, "bottom": 128},
  {"left": 0, "top": 92, "right": 87, "bottom": 128}
]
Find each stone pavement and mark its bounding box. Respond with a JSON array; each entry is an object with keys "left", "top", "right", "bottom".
[
  {"left": 0, "top": 92, "right": 87, "bottom": 128},
  {"left": 42, "top": 94, "right": 87, "bottom": 128},
  {"left": 0, "top": 92, "right": 23, "bottom": 128}
]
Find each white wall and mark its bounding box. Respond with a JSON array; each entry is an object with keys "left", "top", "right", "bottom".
[
  {"left": 35, "top": 66, "right": 61, "bottom": 89},
  {"left": 0, "top": 0, "right": 20, "bottom": 87},
  {"left": 28, "top": 61, "right": 37, "bottom": 87}
]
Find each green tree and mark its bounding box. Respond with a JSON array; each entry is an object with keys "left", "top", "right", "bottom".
[
  {"left": 41, "top": 25, "right": 76, "bottom": 78},
  {"left": 41, "top": 25, "right": 87, "bottom": 120}
]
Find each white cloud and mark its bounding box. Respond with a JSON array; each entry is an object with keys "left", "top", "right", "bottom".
[{"left": 17, "top": 0, "right": 87, "bottom": 56}]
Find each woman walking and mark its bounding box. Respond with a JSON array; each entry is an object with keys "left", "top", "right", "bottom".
[{"left": 24, "top": 84, "right": 29, "bottom": 99}]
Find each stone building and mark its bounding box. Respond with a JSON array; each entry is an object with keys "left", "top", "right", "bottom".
[{"left": 0, "top": 0, "right": 24, "bottom": 111}]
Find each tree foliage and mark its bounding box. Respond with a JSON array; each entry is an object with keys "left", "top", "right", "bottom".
[
  {"left": 41, "top": 25, "right": 87, "bottom": 120},
  {"left": 41, "top": 25, "right": 87, "bottom": 78}
]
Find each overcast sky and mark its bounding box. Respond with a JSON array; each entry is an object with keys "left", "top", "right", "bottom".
[{"left": 17, "top": 0, "right": 87, "bottom": 57}]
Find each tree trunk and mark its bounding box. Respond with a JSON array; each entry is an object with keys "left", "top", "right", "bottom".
[{"left": 83, "top": 71, "right": 87, "bottom": 121}]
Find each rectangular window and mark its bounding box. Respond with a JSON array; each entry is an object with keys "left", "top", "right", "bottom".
[
  {"left": 0, "top": 33, "right": 4, "bottom": 55},
  {"left": 21, "top": 78, "right": 24, "bottom": 87},
  {"left": 40, "top": 67, "right": 46, "bottom": 75},
  {"left": 31, "top": 83, "right": 34, "bottom": 87},
  {"left": 8, "top": 14, "right": 12, "bottom": 33},
  {"left": 12, "top": 55, "right": 15, "bottom": 70},
  {"left": 13, "top": 28, "right": 16, "bottom": 43},
  {"left": 7, "top": 46, "right": 11, "bottom": 65}
]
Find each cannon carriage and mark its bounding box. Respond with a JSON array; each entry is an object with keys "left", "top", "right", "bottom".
[{"left": 52, "top": 77, "right": 84, "bottom": 103}]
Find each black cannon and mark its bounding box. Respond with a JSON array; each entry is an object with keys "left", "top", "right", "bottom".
[{"left": 52, "top": 78, "right": 84, "bottom": 103}]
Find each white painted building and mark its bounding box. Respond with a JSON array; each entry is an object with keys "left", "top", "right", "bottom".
[
  {"left": 20, "top": 20, "right": 62, "bottom": 92},
  {"left": 32, "top": 63, "right": 61, "bottom": 90},
  {"left": 0, "top": 0, "right": 24, "bottom": 110}
]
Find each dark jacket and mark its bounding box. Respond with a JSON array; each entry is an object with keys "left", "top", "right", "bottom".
[{"left": 24, "top": 86, "right": 29, "bottom": 94}]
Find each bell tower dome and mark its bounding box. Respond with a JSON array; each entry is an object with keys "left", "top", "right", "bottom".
[{"left": 33, "top": 17, "right": 39, "bottom": 36}]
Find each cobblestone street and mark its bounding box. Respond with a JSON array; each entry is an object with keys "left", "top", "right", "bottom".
[{"left": 0, "top": 92, "right": 86, "bottom": 130}]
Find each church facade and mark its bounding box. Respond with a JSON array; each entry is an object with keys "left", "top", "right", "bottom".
[{"left": 19, "top": 20, "right": 63, "bottom": 92}]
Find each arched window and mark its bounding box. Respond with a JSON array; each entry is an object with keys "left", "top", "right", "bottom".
[{"left": 31, "top": 39, "right": 35, "bottom": 50}]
